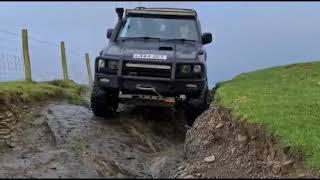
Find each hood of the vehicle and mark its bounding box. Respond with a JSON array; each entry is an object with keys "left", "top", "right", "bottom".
[{"left": 101, "top": 40, "right": 203, "bottom": 61}]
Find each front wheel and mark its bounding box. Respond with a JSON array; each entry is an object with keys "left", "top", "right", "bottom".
[
  {"left": 185, "top": 83, "right": 210, "bottom": 126},
  {"left": 90, "top": 83, "right": 119, "bottom": 118}
]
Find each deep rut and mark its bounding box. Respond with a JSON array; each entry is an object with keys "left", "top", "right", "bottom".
[{"left": 0, "top": 102, "right": 187, "bottom": 178}]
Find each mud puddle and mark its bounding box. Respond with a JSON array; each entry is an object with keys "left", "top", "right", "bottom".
[{"left": 0, "top": 102, "right": 187, "bottom": 178}]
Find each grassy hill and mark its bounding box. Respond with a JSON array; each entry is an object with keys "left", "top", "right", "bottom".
[
  {"left": 213, "top": 61, "right": 320, "bottom": 167},
  {"left": 0, "top": 80, "right": 87, "bottom": 111}
]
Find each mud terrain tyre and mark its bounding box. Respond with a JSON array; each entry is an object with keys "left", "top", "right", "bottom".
[
  {"left": 91, "top": 83, "right": 119, "bottom": 117},
  {"left": 185, "top": 83, "right": 210, "bottom": 126}
]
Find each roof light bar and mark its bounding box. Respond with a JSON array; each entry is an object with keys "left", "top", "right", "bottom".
[{"left": 126, "top": 9, "right": 197, "bottom": 18}]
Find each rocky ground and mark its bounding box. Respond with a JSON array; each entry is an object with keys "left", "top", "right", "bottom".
[
  {"left": 0, "top": 97, "right": 319, "bottom": 178},
  {"left": 175, "top": 105, "right": 320, "bottom": 178}
]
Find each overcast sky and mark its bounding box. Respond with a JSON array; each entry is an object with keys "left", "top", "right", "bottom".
[{"left": 1, "top": 2, "right": 320, "bottom": 86}]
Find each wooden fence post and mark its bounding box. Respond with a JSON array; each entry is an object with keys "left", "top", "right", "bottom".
[
  {"left": 85, "top": 53, "right": 93, "bottom": 86},
  {"left": 21, "top": 29, "right": 32, "bottom": 82},
  {"left": 60, "top": 41, "right": 69, "bottom": 80}
]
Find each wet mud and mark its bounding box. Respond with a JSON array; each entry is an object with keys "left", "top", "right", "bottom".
[{"left": 0, "top": 102, "right": 187, "bottom": 178}]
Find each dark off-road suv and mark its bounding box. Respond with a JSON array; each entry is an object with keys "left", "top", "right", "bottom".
[{"left": 91, "top": 7, "right": 213, "bottom": 125}]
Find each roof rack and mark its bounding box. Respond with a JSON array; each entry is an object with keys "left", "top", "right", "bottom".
[
  {"left": 126, "top": 7, "right": 197, "bottom": 18},
  {"left": 134, "top": 7, "right": 196, "bottom": 12}
]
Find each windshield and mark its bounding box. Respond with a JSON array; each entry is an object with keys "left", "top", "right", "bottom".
[{"left": 118, "top": 17, "right": 200, "bottom": 41}]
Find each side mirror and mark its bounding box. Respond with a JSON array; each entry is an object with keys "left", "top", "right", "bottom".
[
  {"left": 107, "top": 28, "right": 113, "bottom": 39},
  {"left": 202, "top": 33, "right": 212, "bottom": 45}
]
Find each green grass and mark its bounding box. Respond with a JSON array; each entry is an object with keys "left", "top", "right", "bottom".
[
  {"left": 214, "top": 61, "right": 320, "bottom": 167},
  {"left": 0, "top": 80, "right": 87, "bottom": 109}
]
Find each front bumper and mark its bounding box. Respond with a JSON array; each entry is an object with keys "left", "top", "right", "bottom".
[
  {"left": 95, "top": 73, "right": 205, "bottom": 96},
  {"left": 94, "top": 55, "right": 207, "bottom": 96}
]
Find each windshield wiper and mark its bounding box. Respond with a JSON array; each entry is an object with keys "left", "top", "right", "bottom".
[
  {"left": 121, "top": 36, "right": 161, "bottom": 41},
  {"left": 161, "top": 38, "right": 197, "bottom": 42}
]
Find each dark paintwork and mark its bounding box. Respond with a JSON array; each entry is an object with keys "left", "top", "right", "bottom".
[{"left": 94, "top": 7, "right": 210, "bottom": 100}]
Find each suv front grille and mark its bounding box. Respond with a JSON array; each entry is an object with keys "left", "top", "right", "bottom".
[{"left": 122, "top": 62, "right": 172, "bottom": 79}]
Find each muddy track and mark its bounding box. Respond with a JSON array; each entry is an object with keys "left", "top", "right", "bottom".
[
  {"left": 0, "top": 102, "right": 187, "bottom": 178},
  {"left": 2, "top": 95, "right": 316, "bottom": 178}
]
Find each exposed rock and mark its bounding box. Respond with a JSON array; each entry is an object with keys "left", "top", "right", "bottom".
[
  {"left": 216, "top": 123, "right": 223, "bottom": 129},
  {"left": 283, "top": 160, "right": 294, "bottom": 167},
  {"left": 204, "top": 155, "right": 216, "bottom": 163},
  {"left": 231, "top": 147, "right": 237, "bottom": 155},
  {"left": 183, "top": 175, "right": 195, "bottom": 179},
  {"left": 0, "top": 129, "right": 11, "bottom": 135},
  {"left": 237, "top": 134, "right": 248, "bottom": 142},
  {"left": 247, "top": 167, "right": 253, "bottom": 174},
  {"left": 5, "top": 112, "right": 13, "bottom": 118},
  {"left": 178, "top": 165, "right": 184, "bottom": 171}
]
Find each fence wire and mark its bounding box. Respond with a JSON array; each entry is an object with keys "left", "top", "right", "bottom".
[
  {"left": 68, "top": 53, "right": 89, "bottom": 85},
  {"left": 28, "top": 39, "right": 63, "bottom": 82},
  {"left": 0, "top": 29, "right": 92, "bottom": 85},
  {"left": 0, "top": 35, "right": 24, "bottom": 82}
]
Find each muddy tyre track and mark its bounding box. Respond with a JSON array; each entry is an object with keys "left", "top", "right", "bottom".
[{"left": 0, "top": 102, "right": 187, "bottom": 178}]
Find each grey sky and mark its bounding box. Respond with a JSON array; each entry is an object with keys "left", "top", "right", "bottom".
[{"left": 0, "top": 2, "right": 320, "bottom": 87}]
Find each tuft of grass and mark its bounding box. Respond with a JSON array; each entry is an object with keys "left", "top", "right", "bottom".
[
  {"left": 214, "top": 61, "right": 320, "bottom": 167},
  {"left": 0, "top": 80, "right": 88, "bottom": 109}
]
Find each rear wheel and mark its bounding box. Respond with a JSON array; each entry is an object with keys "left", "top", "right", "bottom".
[{"left": 90, "top": 83, "right": 119, "bottom": 118}]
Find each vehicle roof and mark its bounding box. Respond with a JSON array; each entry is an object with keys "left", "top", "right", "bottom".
[{"left": 125, "top": 7, "right": 197, "bottom": 18}]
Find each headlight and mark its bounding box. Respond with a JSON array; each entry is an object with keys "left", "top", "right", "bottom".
[
  {"left": 179, "top": 65, "right": 192, "bottom": 73},
  {"left": 193, "top": 65, "right": 201, "bottom": 73},
  {"left": 98, "top": 59, "right": 105, "bottom": 70},
  {"left": 107, "top": 60, "right": 119, "bottom": 70}
]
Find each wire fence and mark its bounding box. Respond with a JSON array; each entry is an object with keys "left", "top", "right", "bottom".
[
  {"left": 0, "top": 33, "right": 24, "bottom": 82},
  {"left": 0, "top": 29, "right": 92, "bottom": 85},
  {"left": 68, "top": 53, "right": 89, "bottom": 85}
]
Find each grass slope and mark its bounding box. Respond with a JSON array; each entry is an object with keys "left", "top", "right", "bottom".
[
  {"left": 214, "top": 61, "right": 320, "bottom": 167},
  {"left": 0, "top": 80, "right": 87, "bottom": 110}
]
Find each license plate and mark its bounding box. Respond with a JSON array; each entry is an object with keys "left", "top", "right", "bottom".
[{"left": 133, "top": 53, "right": 167, "bottom": 60}]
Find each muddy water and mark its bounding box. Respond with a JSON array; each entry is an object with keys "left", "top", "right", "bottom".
[{"left": 0, "top": 102, "right": 187, "bottom": 178}]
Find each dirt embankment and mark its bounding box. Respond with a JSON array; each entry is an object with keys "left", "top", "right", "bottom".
[
  {"left": 175, "top": 104, "right": 320, "bottom": 178},
  {"left": 0, "top": 80, "right": 87, "bottom": 149}
]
